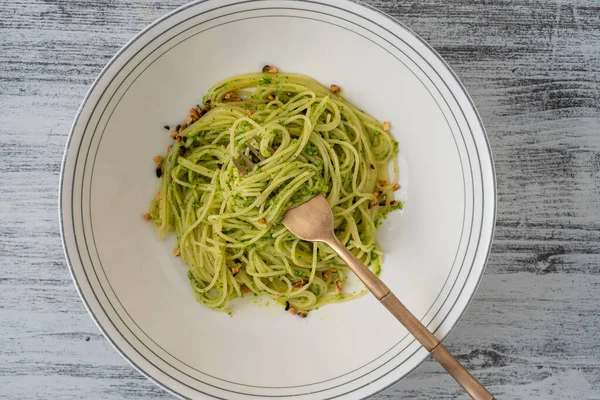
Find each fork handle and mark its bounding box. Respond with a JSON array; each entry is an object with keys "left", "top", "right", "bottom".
[
  {"left": 326, "top": 236, "right": 494, "bottom": 400},
  {"left": 380, "top": 292, "right": 495, "bottom": 400}
]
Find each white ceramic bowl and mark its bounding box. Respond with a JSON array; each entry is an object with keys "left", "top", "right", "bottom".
[{"left": 60, "top": 0, "right": 496, "bottom": 398}]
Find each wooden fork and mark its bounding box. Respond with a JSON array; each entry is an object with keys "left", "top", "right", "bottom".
[{"left": 282, "top": 194, "right": 495, "bottom": 400}]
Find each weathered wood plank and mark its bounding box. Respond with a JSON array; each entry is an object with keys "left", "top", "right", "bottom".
[{"left": 1, "top": 0, "right": 599, "bottom": 399}]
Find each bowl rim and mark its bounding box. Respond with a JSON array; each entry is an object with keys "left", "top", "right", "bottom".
[{"left": 59, "top": 0, "right": 497, "bottom": 398}]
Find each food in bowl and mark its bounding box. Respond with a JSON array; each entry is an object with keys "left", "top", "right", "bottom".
[{"left": 146, "top": 67, "right": 402, "bottom": 314}]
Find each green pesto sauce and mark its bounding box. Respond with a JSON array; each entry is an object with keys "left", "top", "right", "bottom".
[
  {"left": 308, "top": 284, "right": 321, "bottom": 296},
  {"left": 292, "top": 269, "right": 306, "bottom": 278},
  {"left": 374, "top": 202, "right": 404, "bottom": 228},
  {"left": 374, "top": 264, "right": 382, "bottom": 276}
]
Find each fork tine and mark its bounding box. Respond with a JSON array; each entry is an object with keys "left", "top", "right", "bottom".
[
  {"left": 245, "top": 142, "right": 265, "bottom": 161},
  {"left": 231, "top": 157, "right": 247, "bottom": 175},
  {"left": 234, "top": 137, "right": 273, "bottom": 176},
  {"left": 238, "top": 151, "right": 255, "bottom": 169},
  {"left": 253, "top": 135, "right": 275, "bottom": 154}
]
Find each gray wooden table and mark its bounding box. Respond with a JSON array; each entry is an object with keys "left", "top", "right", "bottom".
[{"left": 1, "top": 0, "right": 599, "bottom": 399}]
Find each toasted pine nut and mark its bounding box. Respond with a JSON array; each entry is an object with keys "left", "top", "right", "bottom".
[
  {"left": 369, "top": 198, "right": 377, "bottom": 209},
  {"left": 262, "top": 65, "right": 279, "bottom": 73},
  {"left": 335, "top": 280, "right": 344, "bottom": 294},
  {"left": 269, "top": 66, "right": 279, "bottom": 73}
]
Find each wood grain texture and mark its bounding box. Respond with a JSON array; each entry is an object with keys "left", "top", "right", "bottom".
[{"left": 0, "top": 0, "right": 599, "bottom": 399}]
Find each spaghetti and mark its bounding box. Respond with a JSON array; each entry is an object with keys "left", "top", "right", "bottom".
[{"left": 147, "top": 71, "right": 401, "bottom": 315}]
